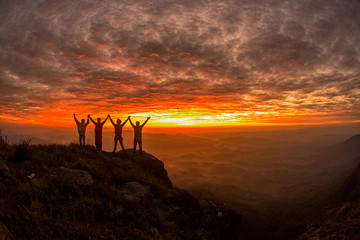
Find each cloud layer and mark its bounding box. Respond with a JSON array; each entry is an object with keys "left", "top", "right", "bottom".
[{"left": 0, "top": 0, "right": 359, "bottom": 125}]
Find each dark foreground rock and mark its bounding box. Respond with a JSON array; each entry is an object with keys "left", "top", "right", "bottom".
[
  {"left": 153, "top": 188, "right": 242, "bottom": 239},
  {"left": 200, "top": 199, "right": 243, "bottom": 239},
  {"left": 129, "top": 151, "right": 173, "bottom": 188},
  {"left": 51, "top": 166, "right": 93, "bottom": 186},
  {"left": 118, "top": 181, "right": 153, "bottom": 204},
  {"left": 297, "top": 202, "right": 360, "bottom": 240}
]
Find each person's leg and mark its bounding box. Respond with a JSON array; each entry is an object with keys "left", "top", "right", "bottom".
[
  {"left": 80, "top": 135, "right": 85, "bottom": 147},
  {"left": 95, "top": 135, "right": 102, "bottom": 151},
  {"left": 113, "top": 139, "right": 118, "bottom": 153},
  {"left": 78, "top": 135, "right": 82, "bottom": 146},
  {"left": 99, "top": 137, "right": 102, "bottom": 151},
  {"left": 120, "top": 140, "right": 126, "bottom": 153},
  {"left": 139, "top": 139, "right": 143, "bottom": 154},
  {"left": 133, "top": 139, "right": 137, "bottom": 153}
]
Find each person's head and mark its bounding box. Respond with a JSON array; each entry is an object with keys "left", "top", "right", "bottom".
[
  {"left": 81, "top": 119, "right": 85, "bottom": 123},
  {"left": 117, "top": 119, "right": 121, "bottom": 124},
  {"left": 97, "top": 118, "right": 101, "bottom": 123},
  {"left": 136, "top": 121, "right": 140, "bottom": 126}
]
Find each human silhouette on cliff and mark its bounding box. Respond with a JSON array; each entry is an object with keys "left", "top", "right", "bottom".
[
  {"left": 109, "top": 114, "right": 129, "bottom": 153},
  {"left": 89, "top": 114, "right": 109, "bottom": 152},
  {"left": 73, "top": 113, "right": 89, "bottom": 147},
  {"left": 129, "top": 116, "right": 150, "bottom": 154}
]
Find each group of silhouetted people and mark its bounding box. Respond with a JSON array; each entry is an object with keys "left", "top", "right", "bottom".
[{"left": 73, "top": 114, "right": 150, "bottom": 154}]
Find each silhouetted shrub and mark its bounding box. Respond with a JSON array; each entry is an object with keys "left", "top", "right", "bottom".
[
  {"left": 0, "top": 129, "right": 8, "bottom": 150},
  {"left": 9, "top": 140, "right": 33, "bottom": 162}
]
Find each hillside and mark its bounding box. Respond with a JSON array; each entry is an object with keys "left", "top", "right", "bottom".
[
  {"left": 297, "top": 158, "right": 360, "bottom": 239},
  {"left": 0, "top": 142, "right": 241, "bottom": 240},
  {"left": 297, "top": 134, "right": 360, "bottom": 239}
]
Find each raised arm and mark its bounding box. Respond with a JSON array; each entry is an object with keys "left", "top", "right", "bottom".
[
  {"left": 129, "top": 116, "right": 135, "bottom": 127},
  {"left": 101, "top": 115, "right": 109, "bottom": 125},
  {"left": 86, "top": 115, "right": 90, "bottom": 125},
  {"left": 141, "top": 117, "right": 150, "bottom": 127},
  {"left": 73, "top": 113, "right": 79, "bottom": 124},
  {"left": 89, "top": 115, "right": 96, "bottom": 124},
  {"left": 108, "top": 114, "right": 115, "bottom": 126},
  {"left": 121, "top": 116, "right": 130, "bottom": 127}
]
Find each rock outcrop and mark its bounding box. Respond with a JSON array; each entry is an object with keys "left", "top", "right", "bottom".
[
  {"left": 151, "top": 188, "right": 242, "bottom": 239},
  {"left": 297, "top": 202, "right": 360, "bottom": 240},
  {"left": 200, "top": 199, "right": 242, "bottom": 240},
  {"left": 111, "top": 152, "right": 242, "bottom": 239},
  {"left": 51, "top": 166, "right": 93, "bottom": 186},
  {"left": 118, "top": 181, "right": 153, "bottom": 204},
  {"left": 0, "top": 144, "right": 242, "bottom": 240},
  {"left": 129, "top": 152, "right": 173, "bottom": 188}
]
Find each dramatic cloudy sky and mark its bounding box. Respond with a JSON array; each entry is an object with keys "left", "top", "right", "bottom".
[{"left": 0, "top": 0, "right": 359, "bottom": 126}]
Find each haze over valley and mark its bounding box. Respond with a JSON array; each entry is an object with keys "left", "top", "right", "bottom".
[{"left": 2, "top": 123, "right": 359, "bottom": 199}]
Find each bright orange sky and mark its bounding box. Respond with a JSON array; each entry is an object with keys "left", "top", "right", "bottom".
[{"left": 0, "top": 0, "right": 359, "bottom": 128}]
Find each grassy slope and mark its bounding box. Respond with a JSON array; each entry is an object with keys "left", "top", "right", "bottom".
[{"left": 0, "top": 142, "right": 204, "bottom": 240}]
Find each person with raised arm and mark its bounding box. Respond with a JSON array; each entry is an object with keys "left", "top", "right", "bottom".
[
  {"left": 129, "top": 116, "right": 150, "bottom": 154},
  {"left": 108, "top": 114, "right": 129, "bottom": 153},
  {"left": 73, "top": 114, "right": 90, "bottom": 147},
  {"left": 89, "top": 114, "right": 109, "bottom": 152}
]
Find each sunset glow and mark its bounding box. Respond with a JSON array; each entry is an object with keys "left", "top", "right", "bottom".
[{"left": 0, "top": 0, "right": 359, "bottom": 128}]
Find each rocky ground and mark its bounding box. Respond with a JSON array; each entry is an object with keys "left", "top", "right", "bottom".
[{"left": 0, "top": 142, "right": 241, "bottom": 240}]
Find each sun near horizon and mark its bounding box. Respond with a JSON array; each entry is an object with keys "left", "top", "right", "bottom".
[{"left": 1, "top": 107, "right": 359, "bottom": 130}]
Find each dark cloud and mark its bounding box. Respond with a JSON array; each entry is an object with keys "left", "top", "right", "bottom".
[{"left": 0, "top": 0, "right": 359, "bottom": 122}]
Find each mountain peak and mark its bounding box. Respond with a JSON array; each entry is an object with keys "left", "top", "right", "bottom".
[{"left": 345, "top": 134, "right": 360, "bottom": 144}]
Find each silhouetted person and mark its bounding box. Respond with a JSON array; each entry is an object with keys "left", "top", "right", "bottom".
[
  {"left": 129, "top": 116, "right": 150, "bottom": 154},
  {"left": 109, "top": 114, "right": 129, "bottom": 153},
  {"left": 89, "top": 114, "right": 109, "bottom": 152},
  {"left": 73, "top": 113, "right": 89, "bottom": 147}
]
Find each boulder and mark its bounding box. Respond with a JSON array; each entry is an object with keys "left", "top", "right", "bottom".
[
  {"left": 155, "top": 189, "right": 203, "bottom": 227},
  {"left": 51, "top": 166, "right": 93, "bottom": 186},
  {"left": 118, "top": 182, "right": 153, "bottom": 204},
  {"left": 129, "top": 152, "right": 173, "bottom": 188},
  {"left": 155, "top": 189, "right": 242, "bottom": 239}
]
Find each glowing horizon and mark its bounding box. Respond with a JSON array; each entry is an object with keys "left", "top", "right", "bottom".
[{"left": 1, "top": 108, "right": 358, "bottom": 128}]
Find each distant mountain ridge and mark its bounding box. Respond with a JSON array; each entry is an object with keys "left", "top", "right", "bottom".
[{"left": 306, "top": 133, "right": 360, "bottom": 183}]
